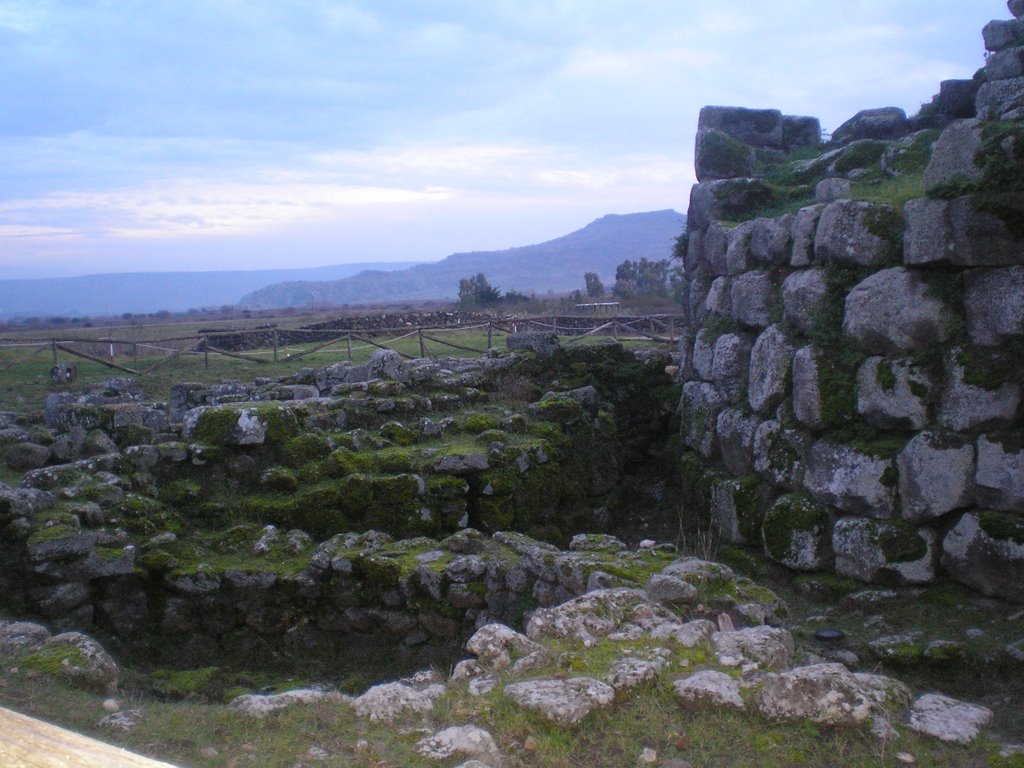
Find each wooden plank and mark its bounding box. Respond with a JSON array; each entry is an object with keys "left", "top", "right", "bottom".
[
  {"left": 347, "top": 333, "right": 415, "bottom": 360},
  {"left": 420, "top": 332, "right": 485, "bottom": 355},
  {"left": 0, "top": 706, "right": 179, "bottom": 767},
  {"left": 54, "top": 344, "right": 140, "bottom": 375},
  {"left": 204, "top": 345, "right": 267, "bottom": 364},
  {"left": 0, "top": 344, "right": 49, "bottom": 373}
]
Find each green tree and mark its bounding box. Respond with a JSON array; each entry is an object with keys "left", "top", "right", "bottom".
[
  {"left": 458, "top": 273, "right": 501, "bottom": 307},
  {"left": 583, "top": 272, "right": 605, "bottom": 298},
  {"left": 612, "top": 257, "right": 670, "bottom": 299}
]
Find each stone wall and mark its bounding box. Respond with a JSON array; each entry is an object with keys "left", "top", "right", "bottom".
[{"left": 675, "top": 2, "right": 1024, "bottom": 602}]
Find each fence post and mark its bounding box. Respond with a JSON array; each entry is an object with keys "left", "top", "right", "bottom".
[
  {"left": 668, "top": 316, "right": 675, "bottom": 343},
  {"left": 418, "top": 328, "right": 427, "bottom": 358},
  {"left": 132, "top": 342, "right": 138, "bottom": 368},
  {"left": 51, "top": 340, "right": 57, "bottom": 366},
  {"left": 203, "top": 336, "right": 209, "bottom": 369},
  {"left": 346, "top": 333, "right": 352, "bottom": 361},
  {"left": 487, "top": 322, "right": 493, "bottom": 350},
  {"left": 272, "top": 329, "right": 278, "bottom": 363}
]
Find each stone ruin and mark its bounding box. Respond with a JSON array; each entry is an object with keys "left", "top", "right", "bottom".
[{"left": 676, "top": 2, "right": 1024, "bottom": 602}]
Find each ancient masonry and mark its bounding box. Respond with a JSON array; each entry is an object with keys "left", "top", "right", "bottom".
[{"left": 676, "top": 4, "right": 1024, "bottom": 601}]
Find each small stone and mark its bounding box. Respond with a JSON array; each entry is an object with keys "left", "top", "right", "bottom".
[
  {"left": 102, "top": 698, "right": 120, "bottom": 712},
  {"left": 306, "top": 746, "right": 330, "bottom": 761},
  {"left": 523, "top": 736, "right": 538, "bottom": 751},
  {"left": 906, "top": 693, "right": 993, "bottom": 744},
  {"left": 199, "top": 747, "right": 219, "bottom": 759},
  {"left": 639, "top": 747, "right": 658, "bottom": 764},
  {"left": 895, "top": 753, "right": 916, "bottom": 766},
  {"left": 98, "top": 709, "right": 143, "bottom": 733}
]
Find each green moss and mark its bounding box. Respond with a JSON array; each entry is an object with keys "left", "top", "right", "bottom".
[
  {"left": 325, "top": 447, "right": 375, "bottom": 477},
  {"left": 113, "top": 494, "right": 181, "bottom": 536},
  {"left": 192, "top": 407, "right": 239, "bottom": 445},
  {"left": 957, "top": 346, "right": 1024, "bottom": 390},
  {"left": 379, "top": 420, "right": 418, "bottom": 446},
  {"left": 762, "top": 494, "right": 827, "bottom": 563},
  {"left": 261, "top": 466, "right": 298, "bottom": 493},
  {"left": 462, "top": 413, "right": 502, "bottom": 433},
  {"left": 698, "top": 129, "right": 754, "bottom": 178},
  {"left": 150, "top": 667, "right": 224, "bottom": 700},
  {"left": 833, "top": 140, "right": 886, "bottom": 174},
  {"left": 732, "top": 474, "right": 766, "bottom": 543},
  {"left": 160, "top": 479, "right": 203, "bottom": 508},
  {"left": 976, "top": 511, "right": 1024, "bottom": 546},
  {"left": 21, "top": 643, "right": 88, "bottom": 675},
  {"left": 886, "top": 129, "right": 939, "bottom": 176},
  {"left": 873, "top": 519, "right": 928, "bottom": 563},
  {"left": 280, "top": 434, "right": 331, "bottom": 468},
  {"left": 875, "top": 360, "right": 897, "bottom": 393}
]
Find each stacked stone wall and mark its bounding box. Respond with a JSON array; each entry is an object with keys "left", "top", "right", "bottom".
[{"left": 676, "top": 2, "right": 1024, "bottom": 601}]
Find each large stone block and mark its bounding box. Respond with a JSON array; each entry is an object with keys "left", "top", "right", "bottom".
[
  {"left": 942, "top": 511, "right": 1024, "bottom": 601},
  {"left": 975, "top": 435, "right": 1024, "bottom": 512},
  {"left": 937, "top": 353, "right": 1022, "bottom": 432},
  {"left": 701, "top": 222, "right": 730, "bottom": 276},
  {"left": 712, "top": 333, "right": 754, "bottom": 404},
  {"left": 680, "top": 382, "right": 724, "bottom": 460},
  {"left": 903, "top": 198, "right": 955, "bottom": 265},
  {"left": 730, "top": 270, "right": 776, "bottom": 328},
  {"left": 975, "top": 76, "right": 1024, "bottom": 120},
  {"left": 803, "top": 439, "right": 897, "bottom": 518},
  {"left": 709, "top": 474, "right": 768, "bottom": 545},
  {"left": 964, "top": 266, "right": 1024, "bottom": 346},
  {"left": 687, "top": 179, "right": 776, "bottom": 231},
  {"left": 897, "top": 432, "right": 975, "bottom": 523},
  {"left": 725, "top": 220, "right": 756, "bottom": 275},
  {"left": 753, "top": 420, "right": 809, "bottom": 490},
  {"left": 922, "top": 119, "right": 984, "bottom": 194},
  {"left": 704, "top": 276, "right": 733, "bottom": 318},
  {"left": 692, "top": 328, "right": 716, "bottom": 382},
  {"left": 747, "top": 325, "right": 794, "bottom": 414},
  {"left": 986, "top": 46, "right": 1024, "bottom": 81},
  {"left": 833, "top": 517, "right": 937, "bottom": 585},
  {"left": 750, "top": 215, "right": 794, "bottom": 266},
  {"left": 695, "top": 128, "right": 756, "bottom": 182},
  {"left": 782, "top": 115, "right": 821, "bottom": 151},
  {"left": 832, "top": 107, "right": 909, "bottom": 144},
  {"left": 856, "top": 357, "right": 932, "bottom": 431},
  {"left": 761, "top": 493, "right": 832, "bottom": 571},
  {"left": 790, "top": 205, "right": 826, "bottom": 267},
  {"left": 843, "top": 268, "right": 951, "bottom": 355},
  {"left": 716, "top": 408, "right": 760, "bottom": 475},
  {"left": 781, "top": 269, "right": 828, "bottom": 336},
  {"left": 792, "top": 347, "right": 827, "bottom": 431},
  {"left": 697, "top": 106, "right": 784, "bottom": 148},
  {"left": 814, "top": 201, "right": 903, "bottom": 268},
  {"left": 983, "top": 18, "right": 1024, "bottom": 52}
]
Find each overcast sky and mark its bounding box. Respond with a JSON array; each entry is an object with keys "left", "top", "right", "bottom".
[{"left": 0, "top": 0, "right": 1010, "bottom": 278}]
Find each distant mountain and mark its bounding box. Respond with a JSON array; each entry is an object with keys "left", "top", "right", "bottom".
[
  {"left": 239, "top": 210, "right": 686, "bottom": 310},
  {"left": 0, "top": 262, "right": 422, "bottom": 319}
]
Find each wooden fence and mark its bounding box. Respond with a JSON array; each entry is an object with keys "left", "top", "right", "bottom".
[{"left": 0, "top": 315, "right": 682, "bottom": 379}]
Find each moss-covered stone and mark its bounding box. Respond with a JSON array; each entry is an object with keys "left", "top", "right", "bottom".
[
  {"left": 762, "top": 494, "right": 830, "bottom": 569},
  {"left": 461, "top": 413, "right": 502, "bottom": 433},
  {"left": 280, "top": 434, "right": 332, "bottom": 468},
  {"left": 380, "top": 421, "right": 418, "bottom": 446}
]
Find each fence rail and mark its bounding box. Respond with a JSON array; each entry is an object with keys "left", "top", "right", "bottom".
[{"left": 0, "top": 314, "right": 682, "bottom": 381}]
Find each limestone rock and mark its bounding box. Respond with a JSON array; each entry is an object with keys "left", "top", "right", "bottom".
[
  {"left": 815, "top": 178, "right": 852, "bottom": 203},
  {"left": 781, "top": 269, "right": 828, "bottom": 336},
  {"left": 5, "top": 442, "right": 50, "bottom": 471},
  {"left": 843, "top": 268, "right": 950, "bottom": 355},
  {"left": 937, "top": 354, "right": 1022, "bottom": 432},
  {"left": 941, "top": 512, "right": 1024, "bottom": 601},
  {"left": 906, "top": 693, "right": 992, "bottom": 744},
  {"left": 897, "top": 432, "right": 975, "bottom": 523},
  {"left": 680, "top": 382, "right": 724, "bottom": 460},
  {"left": 414, "top": 725, "right": 501, "bottom": 764},
  {"left": 749, "top": 215, "right": 794, "bottom": 266},
  {"left": 783, "top": 114, "right": 821, "bottom": 150},
  {"left": 977, "top": 75, "right": 1024, "bottom": 120},
  {"left": 716, "top": 408, "right": 759, "bottom": 475},
  {"left": 803, "top": 440, "right": 896, "bottom": 518},
  {"left": 747, "top": 325, "right": 794, "bottom": 414},
  {"left": 730, "top": 270, "right": 775, "bottom": 328},
  {"left": 832, "top": 107, "right": 909, "bottom": 144},
  {"left": 922, "top": 119, "right": 984, "bottom": 193},
  {"left": 506, "top": 333, "right": 559, "bottom": 357},
  {"left": 708, "top": 475, "right": 766, "bottom": 545},
  {"left": 791, "top": 347, "right": 827, "bottom": 431},
  {"left": 232, "top": 688, "right": 349, "bottom": 717},
  {"left": 351, "top": 681, "right": 445, "bottom": 723},
  {"left": 673, "top": 670, "right": 745, "bottom": 710},
  {"left": 713, "top": 626, "right": 794, "bottom": 670},
  {"left": 503, "top": 677, "right": 615, "bottom": 726},
  {"left": 0, "top": 620, "right": 50, "bottom": 658},
  {"left": 692, "top": 329, "right": 716, "bottom": 382},
  {"left": 725, "top": 220, "right": 756, "bottom": 275},
  {"left": 687, "top": 179, "right": 775, "bottom": 231},
  {"left": 983, "top": 18, "right": 1024, "bottom": 52},
  {"left": 704, "top": 276, "right": 732, "bottom": 317},
  {"left": 752, "top": 420, "right": 809, "bottom": 491},
  {"left": 465, "top": 624, "right": 543, "bottom": 670},
  {"left": 606, "top": 655, "right": 667, "bottom": 690},
  {"left": 694, "top": 128, "right": 756, "bottom": 182},
  {"left": 964, "top": 267, "right": 1024, "bottom": 347},
  {"left": 697, "top": 106, "right": 784, "bottom": 148},
  {"left": 833, "top": 517, "right": 936, "bottom": 585},
  {"left": 905, "top": 195, "right": 1024, "bottom": 268},
  {"left": 712, "top": 333, "right": 754, "bottom": 404},
  {"left": 761, "top": 494, "right": 832, "bottom": 571},
  {"left": 368, "top": 349, "right": 409, "bottom": 382},
  {"left": 976, "top": 435, "right": 1024, "bottom": 512},
  {"left": 99, "top": 709, "right": 144, "bottom": 733},
  {"left": 856, "top": 357, "right": 932, "bottom": 431},
  {"left": 790, "top": 205, "right": 826, "bottom": 267},
  {"left": 526, "top": 588, "right": 675, "bottom": 645},
  {"left": 757, "top": 663, "right": 874, "bottom": 726},
  {"left": 30, "top": 631, "right": 119, "bottom": 694},
  {"left": 645, "top": 574, "right": 698, "bottom": 606}
]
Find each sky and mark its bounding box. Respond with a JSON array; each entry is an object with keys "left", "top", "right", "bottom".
[{"left": 0, "top": 0, "right": 1011, "bottom": 279}]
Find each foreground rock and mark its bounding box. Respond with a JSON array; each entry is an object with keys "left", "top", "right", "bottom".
[{"left": 503, "top": 677, "right": 615, "bottom": 725}]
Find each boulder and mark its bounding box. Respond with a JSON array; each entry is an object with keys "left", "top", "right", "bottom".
[
  {"left": 503, "top": 677, "right": 615, "bottom": 726},
  {"left": 782, "top": 114, "right": 821, "bottom": 151},
  {"left": 937, "top": 354, "right": 1022, "bottom": 432},
  {"left": 606, "top": 655, "right": 667, "bottom": 690},
  {"left": 730, "top": 270, "right": 775, "bottom": 328},
  {"left": 833, "top": 517, "right": 937, "bottom": 584},
  {"left": 24, "top": 631, "right": 119, "bottom": 694},
  {"left": 704, "top": 276, "right": 732, "bottom": 318},
  {"left": 803, "top": 440, "right": 897, "bottom": 518},
  {"left": 757, "top": 663, "right": 874, "bottom": 726},
  {"left": 232, "top": 689, "right": 349, "bottom": 717},
  {"left": 0, "top": 620, "right": 50, "bottom": 658},
  {"left": 942, "top": 512, "right": 1024, "bottom": 601},
  {"left": 708, "top": 474, "right": 766, "bottom": 545},
  {"left": 673, "top": 670, "right": 745, "bottom": 710},
  {"left": 964, "top": 267, "right": 1024, "bottom": 347},
  {"left": 680, "top": 382, "right": 724, "bottom": 460},
  {"left": 694, "top": 128, "right": 756, "bottom": 182},
  {"left": 791, "top": 347, "right": 828, "bottom": 431},
  {"left": 692, "top": 329, "right": 716, "bottom": 381},
  {"left": 712, "top": 333, "right": 754, "bottom": 404},
  {"left": 687, "top": 179, "right": 776, "bottom": 231},
  {"left": 506, "top": 332, "right": 559, "bottom": 357},
  {"left": 815, "top": 178, "right": 852, "bottom": 203},
  {"left": 645, "top": 574, "right": 698, "bottom": 606},
  {"left": 1011, "top": 0, "right": 1024, "bottom": 19},
  {"left": 465, "top": 623, "right": 543, "bottom": 670},
  {"left": 975, "top": 76, "right": 1024, "bottom": 121},
  {"left": 897, "top": 433, "right": 976, "bottom": 523},
  {"left": 988, "top": 46, "right": 1024, "bottom": 80},
  {"left": 832, "top": 107, "right": 909, "bottom": 144},
  {"left": 5, "top": 442, "right": 50, "bottom": 471},
  {"left": 368, "top": 349, "right": 409, "bottom": 382},
  {"left": 855, "top": 357, "right": 932, "bottom": 431},
  {"left": 716, "top": 408, "right": 759, "bottom": 475},
  {"left": 922, "top": 119, "right": 984, "bottom": 193},
  {"left": 697, "top": 106, "right": 784, "bottom": 148},
  {"left": 700, "top": 223, "right": 730, "bottom": 276},
  {"left": 843, "top": 268, "right": 951, "bottom": 355},
  {"left": 414, "top": 725, "right": 501, "bottom": 764},
  {"left": 713, "top": 626, "right": 794, "bottom": 671},
  {"left": 814, "top": 201, "right": 902, "bottom": 268},
  {"left": 975, "top": 435, "right": 1024, "bottom": 512},
  {"left": 983, "top": 18, "right": 1024, "bottom": 52},
  {"left": 749, "top": 215, "right": 794, "bottom": 266},
  {"left": 761, "top": 494, "right": 832, "bottom": 571},
  {"left": 351, "top": 681, "right": 445, "bottom": 723},
  {"left": 525, "top": 588, "right": 675, "bottom": 644},
  {"left": 752, "top": 420, "right": 809, "bottom": 491},
  {"left": 725, "top": 220, "right": 756, "bottom": 275},
  {"left": 907, "top": 694, "right": 993, "bottom": 745},
  {"left": 747, "top": 325, "right": 793, "bottom": 414},
  {"left": 905, "top": 195, "right": 1024, "bottom": 268},
  {"left": 790, "top": 205, "right": 826, "bottom": 267}
]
